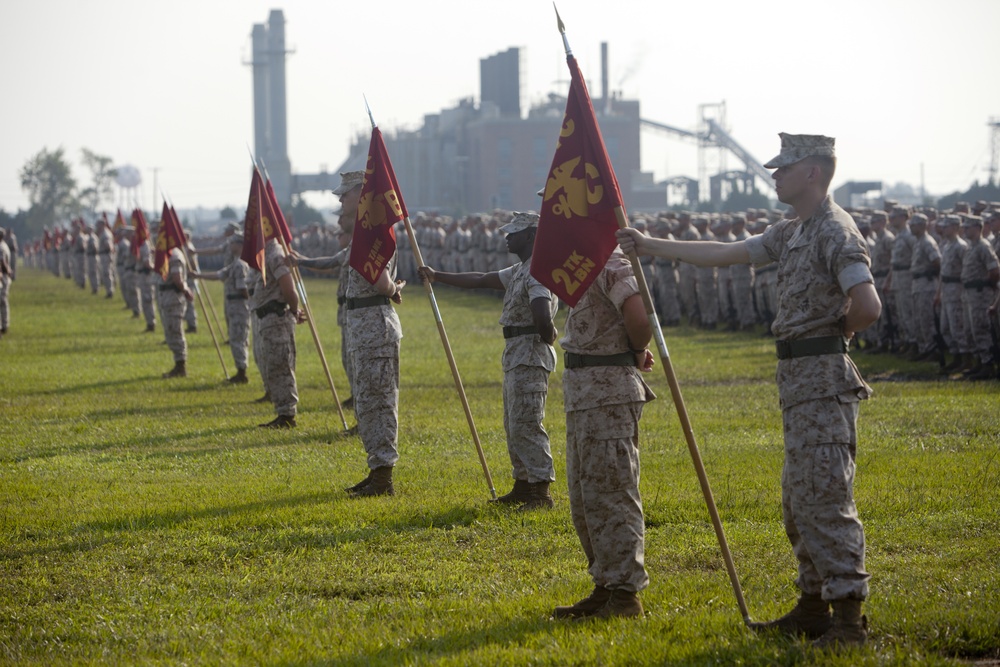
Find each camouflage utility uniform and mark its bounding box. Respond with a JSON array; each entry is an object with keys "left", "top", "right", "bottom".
[
  {"left": 250, "top": 239, "right": 298, "bottom": 419},
  {"left": 560, "top": 251, "right": 655, "bottom": 594},
  {"left": 160, "top": 248, "right": 189, "bottom": 365},
  {"left": 745, "top": 195, "right": 872, "bottom": 603},
  {"left": 498, "top": 261, "right": 558, "bottom": 485},
  {"left": 346, "top": 255, "right": 402, "bottom": 471}
]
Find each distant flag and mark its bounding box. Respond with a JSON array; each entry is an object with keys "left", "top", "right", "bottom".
[
  {"left": 348, "top": 126, "right": 405, "bottom": 284},
  {"left": 43, "top": 229, "right": 52, "bottom": 250},
  {"left": 241, "top": 167, "right": 284, "bottom": 284},
  {"left": 113, "top": 209, "right": 127, "bottom": 232},
  {"left": 131, "top": 208, "right": 150, "bottom": 259},
  {"left": 264, "top": 177, "right": 293, "bottom": 245},
  {"left": 529, "top": 52, "right": 625, "bottom": 307},
  {"left": 153, "top": 201, "right": 185, "bottom": 279}
]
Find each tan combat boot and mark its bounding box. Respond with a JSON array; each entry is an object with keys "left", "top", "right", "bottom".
[
  {"left": 228, "top": 368, "right": 248, "bottom": 384},
  {"left": 812, "top": 599, "right": 868, "bottom": 648},
  {"left": 351, "top": 466, "right": 394, "bottom": 497},
  {"left": 553, "top": 586, "right": 611, "bottom": 619},
  {"left": 592, "top": 589, "right": 644, "bottom": 619},
  {"left": 748, "top": 593, "right": 831, "bottom": 639},
  {"left": 489, "top": 479, "right": 531, "bottom": 505},
  {"left": 517, "top": 481, "right": 554, "bottom": 511},
  {"left": 162, "top": 361, "right": 186, "bottom": 378}
]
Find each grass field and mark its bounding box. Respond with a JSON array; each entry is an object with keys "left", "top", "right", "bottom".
[{"left": 1, "top": 267, "right": 998, "bottom": 666}]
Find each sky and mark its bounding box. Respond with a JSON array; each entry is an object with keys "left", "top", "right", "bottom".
[{"left": 2, "top": 0, "right": 999, "bottom": 217}]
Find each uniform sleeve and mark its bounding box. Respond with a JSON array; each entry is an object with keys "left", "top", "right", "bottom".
[
  {"left": 829, "top": 225, "right": 873, "bottom": 294},
  {"left": 525, "top": 274, "right": 554, "bottom": 303},
  {"left": 497, "top": 265, "right": 514, "bottom": 289},
  {"left": 604, "top": 256, "right": 640, "bottom": 311},
  {"left": 746, "top": 220, "right": 791, "bottom": 267}
]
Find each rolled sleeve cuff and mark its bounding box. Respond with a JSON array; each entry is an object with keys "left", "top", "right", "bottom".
[
  {"left": 745, "top": 235, "right": 771, "bottom": 267},
  {"left": 838, "top": 262, "right": 873, "bottom": 294}
]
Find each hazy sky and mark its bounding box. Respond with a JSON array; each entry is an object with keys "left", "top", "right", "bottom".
[{"left": 2, "top": 0, "right": 998, "bottom": 215}]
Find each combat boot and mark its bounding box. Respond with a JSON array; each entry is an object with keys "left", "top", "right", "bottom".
[
  {"left": 345, "top": 470, "right": 373, "bottom": 494},
  {"left": 959, "top": 353, "right": 978, "bottom": 373},
  {"left": 962, "top": 357, "right": 983, "bottom": 376},
  {"left": 228, "top": 368, "right": 248, "bottom": 384},
  {"left": 254, "top": 392, "right": 271, "bottom": 404},
  {"left": 258, "top": 414, "right": 296, "bottom": 429},
  {"left": 145, "top": 323, "right": 155, "bottom": 333},
  {"left": 966, "top": 362, "right": 997, "bottom": 381},
  {"left": 341, "top": 395, "right": 354, "bottom": 410},
  {"left": 812, "top": 599, "right": 868, "bottom": 649},
  {"left": 517, "top": 481, "right": 554, "bottom": 511},
  {"left": 350, "top": 466, "right": 393, "bottom": 497},
  {"left": 748, "top": 593, "right": 831, "bottom": 639},
  {"left": 592, "top": 589, "right": 644, "bottom": 619},
  {"left": 941, "top": 353, "right": 964, "bottom": 374},
  {"left": 489, "top": 479, "right": 531, "bottom": 505},
  {"left": 162, "top": 361, "right": 187, "bottom": 378},
  {"left": 553, "top": 586, "right": 611, "bottom": 619}
]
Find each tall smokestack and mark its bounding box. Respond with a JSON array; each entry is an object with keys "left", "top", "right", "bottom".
[
  {"left": 601, "top": 41, "right": 609, "bottom": 115},
  {"left": 251, "top": 23, "right": 269, "bottom": 164},
  {"left": 266, "top": 9, "right": 292, "bottom": 207}
]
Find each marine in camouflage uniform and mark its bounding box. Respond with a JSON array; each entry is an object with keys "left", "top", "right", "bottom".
[
  {"left": 418, "top": 212, "right": 558, "bottom": 510},
  {"left": 937, "top": 215, "right": 970, "bottom": 372},
  {"left": 291, "top": 228, "right": 355, "bottom": 406},
  {"left": 907, "top": 214, "right": 941, "bottom": 359},
  {"left": 193, "top": 235, "right": 252, "bottom": 383},
  {"left": 959, "top": 215, "right": 1000, "bottom": 379},
  {"left": 886, "top": 206, "right": 916, "bottom": 352},
  {"left": 160, "top": 247, "right": 192, "bottom": 378},
  {"left": 551, "top": 250, "right": 655, "bottom": 620},
  {"left": 617, "top": 133, "right": 880, "bottom": 647},
  {"left": 332, "top": 170, "right": 406, "bottom": 497},
  {"left": 97, "top": 219, "right": 116, "bottom": 298},
  {"left": 137, "top": 238, "right": 157, "bottom": 332},
  {"left": 249, "top": 238, "right": 302, "bottom": 427},
  {"left": 868, "top": 211, "right": 895, "bottom": 350}
]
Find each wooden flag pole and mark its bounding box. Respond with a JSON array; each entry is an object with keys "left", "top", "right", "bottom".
[
  {"left": 402, "top": 216, "right": 497, "bottom": 500},
  {"left": 250, "top": 151, "right": 348, "bottom": 431},
  {"left": 549, "top": 3, "right": 749, "bottom": 624},
  {"left": 615, "top": 207, "right": 750, "bottom": 625},
  {"left": 361, "top": 99, "right": 494, "bottom": 498}
]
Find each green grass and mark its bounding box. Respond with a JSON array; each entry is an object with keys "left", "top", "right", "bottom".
[{"left": 1, "top": 267, "right": 998, "bottom": 666}]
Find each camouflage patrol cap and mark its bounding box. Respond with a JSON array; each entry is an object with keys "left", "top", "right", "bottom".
[
  {"left": 763, "top": 133, "right": 836, "bottom": 169},
  {"left": 889, "top": 206, "right": 910, "bottom": 219},
  {"left": 908, "top": 213, "right": 928, "bottom": 226},
  {"left": 498, "top": 211, "right": 539, "bottom": 235},
  {"left": 940, "top": 215, "right": 961, "bottom": 227},
  {"left": 870, "top": 211, "right": 888, "bottom": 223},
  {"left": 961, "top": 214, "right": 983, "bottom": 227},
  {"left": 332, "top": 170, "right": 364, "bottom": 196}
]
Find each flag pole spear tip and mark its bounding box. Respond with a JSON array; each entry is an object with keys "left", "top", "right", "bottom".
[
  {"left": 553, "top": 3, "right": 572, "bottom": 56},
  {"left": 364, "top": 94, "right": 377, "bottom": 130}
]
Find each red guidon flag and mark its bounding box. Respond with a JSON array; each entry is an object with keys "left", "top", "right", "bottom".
[
  {"left": 530, "top": 54, "right": 625, "bottom": 307},
  {"left": 241, "top": 167, "right": 284, "bottom": 284},
  {"left": 264, "top": 177, "right": 293, "bottom": 246},
  {"left": 349, "top": 127, "right": 405, "bottom": 284},
  {"left": 153, "top": 201, "right": 185, "bottom": 279},
  {"left": 131, "top": 208, "right": 150, "bottom": 259}
]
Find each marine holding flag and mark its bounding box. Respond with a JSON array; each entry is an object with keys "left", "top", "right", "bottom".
[
  {"left": 341, "top": 128, "right": 407, "bottom": 498},
  {"left": 134, "top": 209, "right": 157, "bottom": 333},
  {"left": 155, "top": 203, "right": 194, "bottom": 379},
  {"left": 243, "top": 168, "right": 304, "bottom": 429},
  {"left": 531, "top": 52, "right": 656, "bottom": 620}
]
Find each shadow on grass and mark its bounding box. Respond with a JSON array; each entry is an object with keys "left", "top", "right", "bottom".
[
  {"left": 1, "top": 494, "right": 484, "bottom": 563},
  {"left": 22, "top": 376, "right": 153, "bottom": 398}
]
